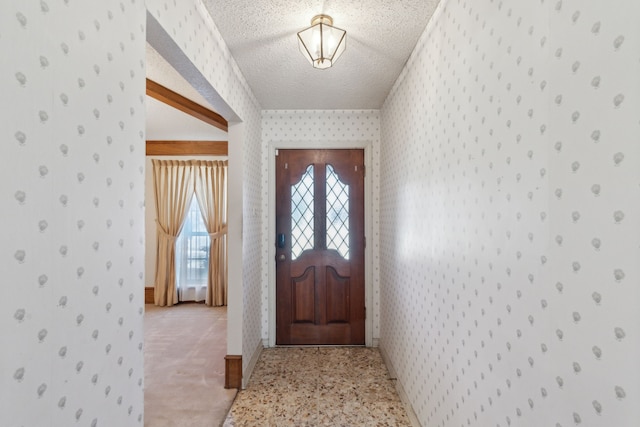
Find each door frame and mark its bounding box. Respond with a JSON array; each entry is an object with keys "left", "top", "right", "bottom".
[{"left": 267, "top": 140, "right": 373, "bottom": 347}]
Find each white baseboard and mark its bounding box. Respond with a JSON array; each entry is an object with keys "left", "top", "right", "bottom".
[
  {"left": 379, "top": 341, "right": 421, "bottom": 427},
  {"left": 372, "top": 337, "right": 380, "bottom": 347},
  {"left": 242, "top": 338, "right": 263, "bottom": 389}
]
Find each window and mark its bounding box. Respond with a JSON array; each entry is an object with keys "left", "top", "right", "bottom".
[
  {"left": 325, "top": 164, "right": 350, "bottom": 259},
  {"left": 175, "top": 197, "right": 209, "bottom": 301},
  {"left": 291, "top": 164, "right": 315, "bottom": 260}
]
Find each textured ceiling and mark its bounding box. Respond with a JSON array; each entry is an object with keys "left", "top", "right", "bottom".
[{"left": 201, "top": 0, "right": 440, "bottom": 110}]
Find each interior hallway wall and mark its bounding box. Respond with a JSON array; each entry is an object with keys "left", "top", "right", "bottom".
[
  {"left": 145, "top": 0, "right": 264, "bottom": 378},
  {"left": 0, "top": 1, "right": 146, "bottom": 425},
  {"left": 379, "top": 0, "right": 639, "bottom": 426},
  {"left": 261, "top": 110, "right": 381, "bottom": 341}
]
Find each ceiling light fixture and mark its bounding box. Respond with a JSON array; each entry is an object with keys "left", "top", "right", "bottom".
[{"left": 297, "top": 14, "right": 346, "bottom": 69}]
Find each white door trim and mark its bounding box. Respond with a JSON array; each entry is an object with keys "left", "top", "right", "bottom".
[{"left": 267, "top": 140, "right": 373, "bottom": 347}]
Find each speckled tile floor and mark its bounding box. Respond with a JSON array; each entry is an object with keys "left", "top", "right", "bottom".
[{"left": 223, "top": 347, "right": 412, "bottom": 427}]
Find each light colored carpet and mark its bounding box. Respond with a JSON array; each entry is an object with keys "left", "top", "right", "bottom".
[
  {"left": 144, "top": 303, "right": 236, "bottom": 427},
  {"left": 223, "top": 347, "right": 411, "bottom": 426}
]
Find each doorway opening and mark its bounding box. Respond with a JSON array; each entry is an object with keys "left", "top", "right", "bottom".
[{"left": 144, "top": 40, "right": 233, "bottom": 425}]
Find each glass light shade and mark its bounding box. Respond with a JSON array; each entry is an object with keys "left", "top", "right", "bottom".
[{"left": 297, "top": 15, "right": 346, "bottom": 69}]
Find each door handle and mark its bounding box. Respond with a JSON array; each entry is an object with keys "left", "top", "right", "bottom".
[{"left": 277, "top": 254, "right": 286, "bottom": 262}]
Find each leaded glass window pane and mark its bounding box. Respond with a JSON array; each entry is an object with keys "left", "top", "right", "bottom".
[
  {"left": 326, "top": 164, "right": 349, "bottom": 259},
  {"left": 291, "top": 165, "right": 314, "bottom": 259}
]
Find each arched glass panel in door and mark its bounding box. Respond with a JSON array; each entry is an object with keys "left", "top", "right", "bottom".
[
  {"left": 291, "top": 165, "right": 314, "bottom": 260},
  {"left": 325, "top": 164, "right": 349, "bottom": 259}
]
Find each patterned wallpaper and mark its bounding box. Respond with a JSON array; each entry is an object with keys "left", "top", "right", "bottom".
[
  {"left": 380, "top": 0, "right": 639, "bottom": 426},
  {"left": 1, "top": 1, "right": 146, "bottom": 426},
  {"left": 262, "top": 110, "right": 381, "bottom": 339},
  {"left": 241, "top": 109, "right": 264, "bottom": 369},
  {"left": 146, "top": 0, "right": 259, "bottom": 121},
  {"left": 146, "top": 0, "right": 264, "bottom": 377}
]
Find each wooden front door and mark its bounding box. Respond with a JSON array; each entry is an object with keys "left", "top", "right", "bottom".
[{"left": 276, "top": 149, "right": 365, "bottom": 345}]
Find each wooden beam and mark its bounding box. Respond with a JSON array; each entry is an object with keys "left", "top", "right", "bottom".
[
  {"left": 146, "top": 140, "right": 228, "bottom": 156},
  {"left": 146, "top": 78, "right": 228, "bottom": 132}
]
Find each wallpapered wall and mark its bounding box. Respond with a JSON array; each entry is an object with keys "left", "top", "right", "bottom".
[
  {"left": 0, "top": 1, "right": 146, "bottom": 426},
  {"left": 146, "top": 0, "right": 264, "bottom": 375},
  {"left": 380, "top": 0, "right": 639, "bottom": 426},
  {"left": 262, "top": 110, "right": 381, "bottom": 340}
]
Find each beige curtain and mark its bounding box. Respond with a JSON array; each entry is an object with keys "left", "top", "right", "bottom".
[
  {"left": 152, "top": 159, "right": 194, "bottom": 306},
  {"left": 194, "top": 160, "right": 228, "bottom": 306}
]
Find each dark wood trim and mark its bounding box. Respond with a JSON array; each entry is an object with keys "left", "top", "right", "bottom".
[
  {"left": 145, "top": 287, "right": 154, "bottom": 304},
  {"left": 146, "top": 140, "right": 228, "bottom": 156},
  {"left": 146, "top": 78, "right": 228, "bottom": 132},
  {"left": 224, "top": 355, "right": 242, "bottom": 389}
]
